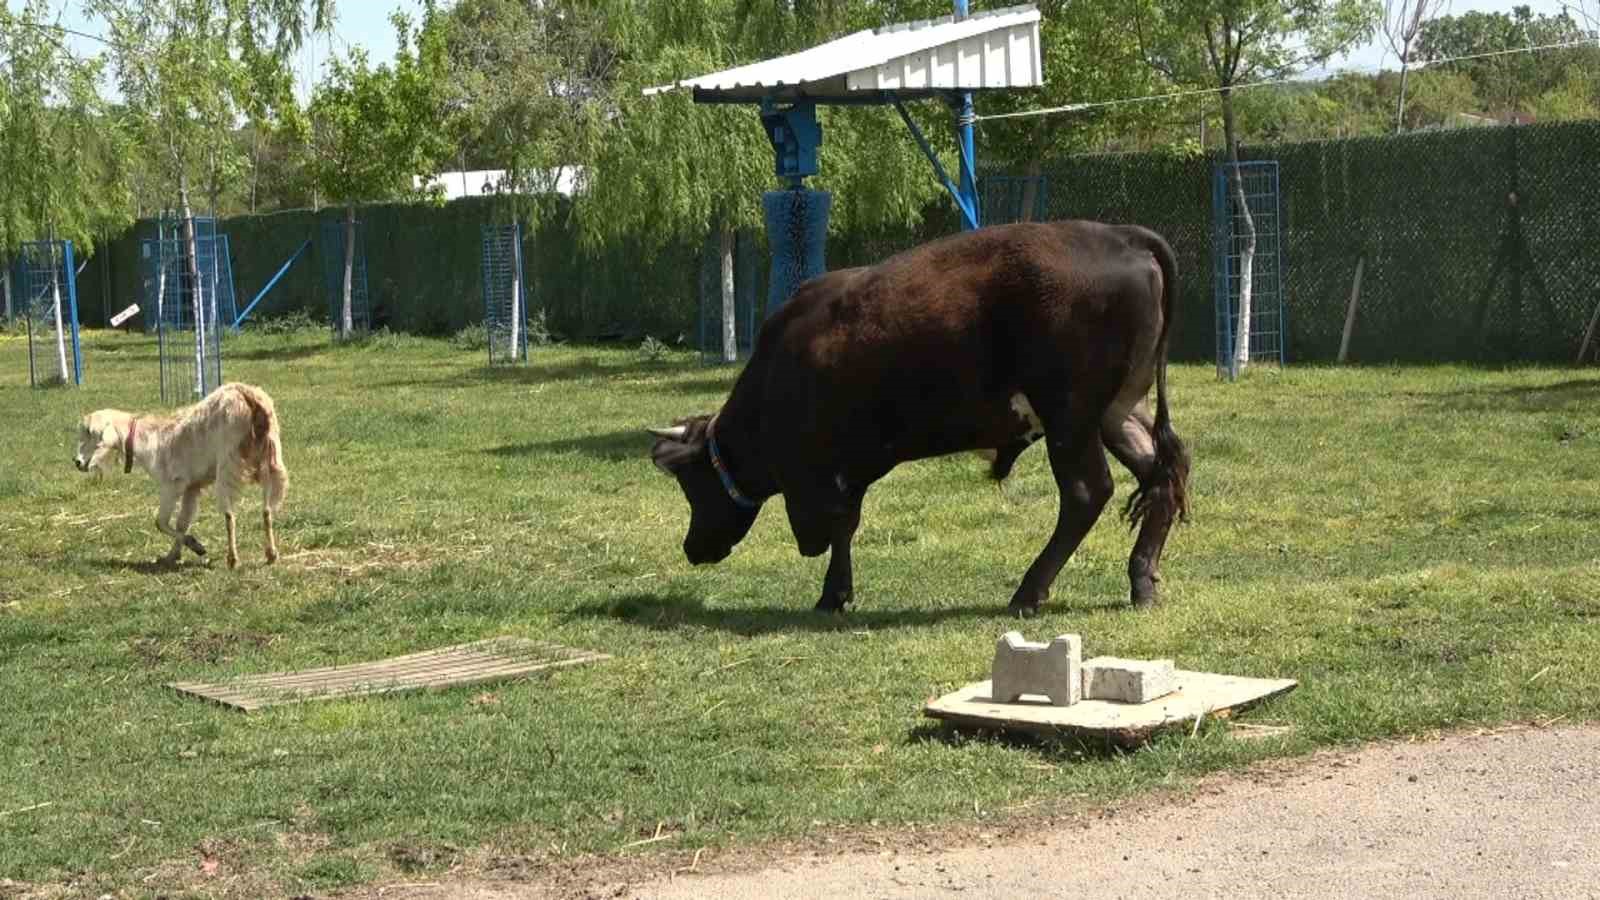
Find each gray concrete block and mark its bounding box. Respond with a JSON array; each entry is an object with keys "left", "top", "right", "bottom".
[
  {"left": 1082, "top": 656, "right": 1178, "bottom": 704},
  {"left": 991, "top": 632, "right": 1081, "bottom": 706}
]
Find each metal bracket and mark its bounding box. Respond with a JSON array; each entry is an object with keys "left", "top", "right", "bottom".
[{"left": 761, "top": 100, "right": 822, "bottom": 187}]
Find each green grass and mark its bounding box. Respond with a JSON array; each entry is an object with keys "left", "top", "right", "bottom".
[{"left": 2, "top": 326, "right": 1598, "bottom": 894}]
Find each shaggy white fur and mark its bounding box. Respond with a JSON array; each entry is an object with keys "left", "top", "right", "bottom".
[{"left": 75, "top": 382, "right": 288, "bottom": 569}]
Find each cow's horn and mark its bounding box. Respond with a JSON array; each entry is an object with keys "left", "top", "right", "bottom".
[{"left": 648, "top": 425, "right": 689, "bottom": 441}]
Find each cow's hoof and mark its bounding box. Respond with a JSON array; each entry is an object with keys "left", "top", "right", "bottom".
[
  {"left": 1130, "top": 573, "right": 1161, "bottom": 609},
  {"left": 815, "top": 589, "right": 853, "bottom": 613}
]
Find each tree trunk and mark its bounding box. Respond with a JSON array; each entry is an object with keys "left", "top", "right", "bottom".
[
  {"left": 2, "top": 264, "right": 12, "bottom": 321},
  {"left": 720, "top": 224, "right": 736, "bottom": 362},
  {"left": 180, "top": 175, "right": 208, "bottom": 397},
  {"left": 510, "top": 223, "right": 523, "bottom": 359},
  {"left": 47, "top": 231, "right": 69, "bottom": 384},
  {"left": 1395, "top": 61, "right": 1412, "bottom": 133},
  {"left": 1222, "top": 88, "right": 1257, "bottom": 373},
  {"left": 341, "top": 205, "right": 356, "bottom": 338},
  {"left": 250, "top": 130, "right": 263, "bottom": 214}
]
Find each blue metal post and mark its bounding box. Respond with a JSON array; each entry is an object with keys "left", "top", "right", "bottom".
[
  {"left": 954, "top": 0, "right": 980, "bottom": 231},
  {"left": 64, "top": 241, "right": 82, "bottom": 385}
]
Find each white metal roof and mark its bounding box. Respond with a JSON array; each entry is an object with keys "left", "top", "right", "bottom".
[{"left": 643, "top": 4, "right": 1043, "bottom": 102}]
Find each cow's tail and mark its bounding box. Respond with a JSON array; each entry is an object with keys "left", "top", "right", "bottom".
[
  {"left": 238, "top": 385, "right": 288, "bottom": 514},
  {"left": 1125, "top": 230, "right": 1190, "bottom": 529}
]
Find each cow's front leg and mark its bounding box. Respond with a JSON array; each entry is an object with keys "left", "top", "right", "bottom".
[
  {"left": 816, "top": 509, "right": 861, "bottom": 613},
  {"left": 1009, "top": 426, "right": 1113, "bottom": 616}
]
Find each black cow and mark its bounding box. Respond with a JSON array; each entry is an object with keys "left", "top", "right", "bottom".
[{"left": 649, "top": 220, "right": 1189, "bottom": 615}]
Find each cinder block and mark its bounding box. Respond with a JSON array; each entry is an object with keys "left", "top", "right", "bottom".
[
  {"left": 1081, "top": 656, "right": 1177, "bottom": 704},
  {"left": 991, "top": 632, "right": 1082, "bottom": 706}
]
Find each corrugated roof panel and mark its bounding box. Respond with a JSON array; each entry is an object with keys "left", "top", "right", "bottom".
[{"left": 645, "top": 4, "right": 1042, "bottom": 101}]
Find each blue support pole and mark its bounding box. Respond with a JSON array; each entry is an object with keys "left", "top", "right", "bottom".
[
  {"left": 234, "top": 239, "right": 311, "bottom": 328},
  {"left": 64, "top": 241, "right": 82, "bottom": 386},
  {"left": 953, "top": 0, "right": 980, "bottom": 231},
  {"left": 893, "top": 98, "right": 977, "bottom": 229}
]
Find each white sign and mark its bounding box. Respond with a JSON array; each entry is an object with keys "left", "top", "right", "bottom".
[{"left": 110, "top": 304, "right": 140, "bottom": 327}]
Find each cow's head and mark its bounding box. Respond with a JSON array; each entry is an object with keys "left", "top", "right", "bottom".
[{"left": 649, "top": 415, "right": 760, "bottom": 565}]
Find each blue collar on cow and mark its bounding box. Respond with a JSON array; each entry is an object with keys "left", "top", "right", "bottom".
[{"left": 707, "top": 415, "right": 759, "bottom": 510}]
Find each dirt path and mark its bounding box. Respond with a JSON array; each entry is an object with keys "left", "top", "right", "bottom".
[{"left": 366, "top": 725, "right": 1600, "bottom": 900}]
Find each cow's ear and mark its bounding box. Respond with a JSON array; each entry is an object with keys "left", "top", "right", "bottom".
[{"left": 651, "top": 437, "right": 699, "bottom": 476}]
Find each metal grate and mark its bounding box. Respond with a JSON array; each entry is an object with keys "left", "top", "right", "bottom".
[
  {"left": 980, "top": 174, "right": 1049, "bottom": 226},
  {"left": 18, "top": 240, "right": 83, "bottom": 388},
  {"left": 321, "top": 217, "right": 371, "bottom": 335},
  {"left": 1212, "top": 160, "right": 1286, "bottom": 380},
  {"left": 698, "top": 227, "right": 764, "bottom": 365},
  {"left": 480, "top": 223, "right": 529, "bottom": 364}
]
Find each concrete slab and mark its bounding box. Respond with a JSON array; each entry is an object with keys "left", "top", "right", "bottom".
[{"left": 923, "top": 670, "right": 1297, "bottom": 747}]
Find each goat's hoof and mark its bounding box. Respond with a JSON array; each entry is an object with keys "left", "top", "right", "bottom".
[
  {"left": 226, "top": 555, "right": 239, "bottom": 570},
  {"left": 1008, "top": 603, "right": 1039, "bottom": 619},
  {"left": 183, "top": 535, "right": 207, "bottom": 556},
  {"left": 265, "top": 549, "right": 279, "bottom": 565}
]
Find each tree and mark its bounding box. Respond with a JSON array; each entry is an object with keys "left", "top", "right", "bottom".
[
  {"left": 0, "top": 1, "right": 132, "bottom": 376},
  {"left": 1382, "top": 0, "right": 1449, "bottom": 132},
  {"left": 1415, "top": 7, "right": 1594, "bottom": 115},
  {"left": 1131, "top": 0, "right": 1376, "bottom": 372},
  {"left": 302, "top": 3, "right": 456, "bottom": 339},
  {"left": 84, "top": 0, "right": 327, "bottom": 389}
]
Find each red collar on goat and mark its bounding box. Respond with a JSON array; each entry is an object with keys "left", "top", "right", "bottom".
[{"left": 124, "top": 418, "right": 137, "bottom": 474}]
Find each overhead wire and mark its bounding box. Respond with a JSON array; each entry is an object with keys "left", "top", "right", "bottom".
[{"left": 974, "top": 36, "right": 1600, "bottom": 123}]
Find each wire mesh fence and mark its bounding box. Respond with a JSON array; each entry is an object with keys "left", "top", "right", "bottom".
[
  {"left": 1212, "top": 161, "right": 1285, "bottom": 380},
  {"left": 18, "top": 240, "right": 83, "bottom": 388},
  {"left": 698, "top": 227, "right": 766, "bottom": 364},
  {"left": 993, "top": 119, "right": 1600, "bottom": 365},
  {"left": 480, "top": 223, "right": 529, "bottom": 364},
  {"left": 321, "top": 217, "right": 371, "bottom": 335}
]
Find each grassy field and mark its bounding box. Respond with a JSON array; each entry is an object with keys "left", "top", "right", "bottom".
[{"left": 2, "top": 325, "right": 1597, "bottom": 895}]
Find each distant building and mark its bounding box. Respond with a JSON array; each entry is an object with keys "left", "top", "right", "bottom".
[{"left": 413, "top": 168, "right": 585, "bottom": 200}]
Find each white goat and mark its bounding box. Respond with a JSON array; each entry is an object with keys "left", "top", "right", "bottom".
[{"left": 74, "top": 382, "right": 288, "bottom": 569}]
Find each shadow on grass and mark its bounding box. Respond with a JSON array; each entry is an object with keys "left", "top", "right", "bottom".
[
  {"left": 1419, "top": 376, "right": 1600, "bottom": 413},
  {"left": 80, "top": 557, "right": 208, "bottom": 576},
  {"left": 226, "top": 342, "right": 328, "bottom": 363},
  {"left": 486, "top": 429, "right": 649, "bottom": 462},
  {"left": 570, "top": 590, "right": 1128, "bottom": 637},
  {"left": 905, "top": 721, "right": 1138, "bottom": 760}
]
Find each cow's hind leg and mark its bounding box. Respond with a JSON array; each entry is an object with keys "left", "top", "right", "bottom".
[
  {"left": 1104, "top": 402, "right": 1183, "bottom": 608},
  {"left": 1008, "top": 417, "right": 1113, "bottom": 616}
]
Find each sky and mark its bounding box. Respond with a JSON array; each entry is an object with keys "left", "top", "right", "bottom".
[{"left": 28, "top": 0, "right": 1596, "bottom": 102}]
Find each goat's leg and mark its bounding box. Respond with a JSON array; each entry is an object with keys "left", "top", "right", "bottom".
[
  {"left": 153, "top": 487, "right": 182, "bottom": 566},
  {"left": 216, "top": 476, "right": 240, "bottom": 569},
  {"left": 174, "top": 485, "right": 207, "bottom": 558}
]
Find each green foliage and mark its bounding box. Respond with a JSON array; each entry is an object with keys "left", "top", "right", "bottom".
[
  {"left": 303, "top": 2, "right": 457, "bottom": 210},
  {"left": 0, "top": 0, "right": 133, "bottom": 256}
]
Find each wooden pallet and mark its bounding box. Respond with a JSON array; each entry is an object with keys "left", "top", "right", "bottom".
[{"left": 168, "top": 637, "right": 609, "bottom": 712}]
